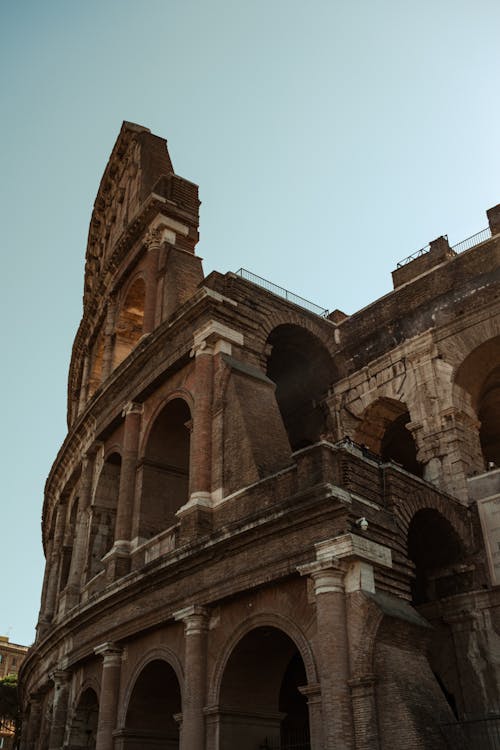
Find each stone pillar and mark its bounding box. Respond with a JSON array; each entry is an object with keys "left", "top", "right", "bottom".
[
  {"left": 300, "top": 560, "right": 354, "bottom": 750},
  {"left": 348, "top": 675, "right": 380, "bottom": 750},
  {"left": 298, "top": 683, "right": 322, "bottom": 750},
  {"left": 78, "top": 351, "right": 90, "bottom": 414},
  {"left": 190, "top": 345, "right": 214, "bottom": 503},
  {"left": 143, "top": 228, "right": 162, "bottom": 333},
  {"left": 48, "top": 669, "right": 71, "bottom": 750},
  {"left": 63, "top": 451, "right": 96, "bottom": 608},
  {"left": 95, "top": 643, "right": 122, "bottom": 750},
  {"left": 109, "top": 402, "right": 143, "bottom": 578},
  {"left": 23, "top": 694, "right": 43, "bottom": 750},
  {"left": 102, "top": 297, "right": 117, "bottom": 380},
  {"left": 42, "top": 501, "right": 67, "bottom": 624},
  {"left": 174, "top": 606, "right": 209, "bottom": 750}
]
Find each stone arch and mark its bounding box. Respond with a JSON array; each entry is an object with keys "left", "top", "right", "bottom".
[
  {"left": 118, "top": 646, "right": 184, "bottom": 728},
  {"left": 454, "top": 334, "right": 500, "bottom": 467},
  {"left": 67, "top": 687, "right": 99, "bottom": 750},
  {"left": 355, "top": 396, "right": 422, "bottom": 476},
  {"left": 119, "top": 652, "right": 182, "bottom": 750},
  {"left": 86, "top": 451, "right": 121, "bottom": 580},
  {"left": 113, "top": 275, "right": 146, "bottom": 368},
  {"left": 209, "top": 612, "right": 318, "bottom": 706},
  {"left": 135, "top": 396, "right": 192, "bottom": 541},
  {"left": 393, "top": 488, "right": 470, "bottom": 551},
  {"left": 266, "top": 323, "right": 336, "bottom": 450},
  {"left": 257, "top": 308, "right": 337, "bottom": 362},
  {"left": 139, "top": 389, "right": 194, "bottom": 457},
  {"left": 212, "top": 615, "right": 316, "bottom": 750},
  {"left": 408, "top": 507, "right": 467, "bottom": 605}
]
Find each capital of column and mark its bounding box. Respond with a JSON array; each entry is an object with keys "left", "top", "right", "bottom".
[
  {"left": 348, "top": 674, "right": 377, "bottom": 695},
  {"left": 190, "top": 320, "right": 244, "bottom": 358},
  {"left": 94, "top": 642, "right": 123, "bottom": 667},
  {"left": 297, "top": 558, "right": 346, "bottom": 595},
  {"left": 122, "top": 401, "right": 144, "bottom": 418},
  {"left": 49, "top": 669, "right": 71, "bottom": 688},
  {"left": 173, "top": 605, "right": 209, "bottom": 635}
]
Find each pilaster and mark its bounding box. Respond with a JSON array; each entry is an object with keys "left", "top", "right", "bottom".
[
  {"left": 95, "top": 642, "right": 123, "bottom": 750},
  {"left": 174, "top": 605, "right": 209, "bottom": 750}
]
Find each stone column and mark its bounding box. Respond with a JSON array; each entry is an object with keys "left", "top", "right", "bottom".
[
  {"left": 48, "top": 669, "right": 71, "bottom": 750},
  {"left": 298, "top": 683, "right": 322, "bottom": 750},
  {"left": 102, "top": 297, "right": 117, "bottom": 380},
  {"left": 190, "top": 344, "right": 214, "bottom": 504},
  {"left": 78, "top": 351, "right": 90, "bottom": 414},
  {"left": 42, "top": 501, "right": 67, "bottom": 625},
  {"left": 300, "top": 560, "right": 354, "bottom": 750},
  {"left": 109, "top": 402, "right": 143, "bottom": 578},
  {"left": 23, "top": 694, "right": 43, "bottom": 750},
  {"left": 95, "top": 643, "right": 122, "bottom": 750},
  {"left": 143, "top": 227, "right": 162, "bottom": 333},
  {"left": 174, "top": 606, "right": 209, "bottom": 750},
  {"left": 63, "top": 451, "right": 96, "bottom": 608}
]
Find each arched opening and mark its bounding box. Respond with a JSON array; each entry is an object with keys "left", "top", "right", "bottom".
[
  {"left": 114, "top": 278, "right": 146, "bottom": 368},
  {"left": 455, "top": 336, "right": 500, "bottom": 470},
  {"left": 136, "top": 399, "right": 191, "bottom": 541},
  {"left": 266, "top": 325, "right": 334, "bottom": 451},
  {"left": 67, "top": 688, "right": 98, "bottom": 750},
  {"left": 356, "top": 398, "right": 422, "bottom": 477},
  {"left": 122, "top": 659, "right": 181, "bottom": 749},
  {"left": 88, "top": 332, "right": 104, "bottom": 398},
  {"left": 86, "top": 453, "right": 121, "bottom": 580},
  {"left": 406, "top": 509, "right": 467, "bottom": 725},
  {"left": 408, "top": 509, "right": 465, "bottom": 606},
  {"left": 60, "top": 496, "right": 79, "bottom": 591},
  {"left": 218, "top": 626, "right": 310, "bottom": 750}
]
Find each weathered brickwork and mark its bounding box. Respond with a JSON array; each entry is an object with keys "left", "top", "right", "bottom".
[{"left": 19, "top": 123, "right": 500, "bottom": 749}]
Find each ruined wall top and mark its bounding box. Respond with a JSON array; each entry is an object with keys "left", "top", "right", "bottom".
[{"left": 82, "top": 121, "right": 199, "bottom": 307}]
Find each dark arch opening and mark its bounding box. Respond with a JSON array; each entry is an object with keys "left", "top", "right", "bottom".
[
  {"left": 67, "top": 688, "right": 98, "bottom": 750},
  {"left": 455, "top": 336, "right": 500, "bottom": 470},
  {"left": 114, "top": 277, "right": 146, "bottom": 368},
  {"left": 408, "top": 509, "right": 464, "bottom": 605},
  {"left": 356, "top": 398, "right": 422, "bottom": 477},
  {"left": 137, "top": 399, "right": 192, "bottom": 541},
  {"left": 266, "top": 325, "right": 334, "bottom": 451},
  {"left": 86, "top": 452, "right": 121, "bottom": 580},
  {"left": 123, "top": 659, "right": 181, "bottom": 750},
  {"left": 219, "top": 626, "right": 310, "bottom": 750}
]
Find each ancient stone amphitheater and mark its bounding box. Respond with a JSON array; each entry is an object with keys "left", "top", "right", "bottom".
[{"left": 20, "top": 122, "right": 500, "bottom": 750}]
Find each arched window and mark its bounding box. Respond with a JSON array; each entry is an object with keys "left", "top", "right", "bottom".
[
  {"left": 136, "top": 399, "right": 191, "bottom": 541},
  {"left": 356, "top": 398, "right": 422, "bottom": 477},
  {"left": 123, "top": 660, "right": 181, "bottom": 749},
  {"left": 86, "top": 453, "right": 121, "bottom": 580},
  {"left": 219, "top": 627, "right": 310, "bottom": 749},
  {"left": 113, "top": 278, "right": 146, "bottom": 368}
]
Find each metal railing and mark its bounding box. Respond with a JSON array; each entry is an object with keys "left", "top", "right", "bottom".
[
  {"left": 235, "top": 268, "right": 329, "bottom": 317},
  {"left": 260, "top": 729, "right": 311, "bottom": 749},
  {"left": 441, "top": 715, "right": 500, "bottom": 749},
  {"left": 451, "top": 226, "right": 492, "bottom": 254},
  {"left": 396, "top": 226, "right": 492, "bottom": 268}
]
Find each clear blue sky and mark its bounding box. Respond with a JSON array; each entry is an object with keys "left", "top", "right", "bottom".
[{"left": 1, "top": 0, "right": 500, "bottom": 646}]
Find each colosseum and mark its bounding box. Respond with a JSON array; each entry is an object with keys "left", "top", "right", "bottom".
[{"left": 19, "top": 122, "right": 500, "bottom": 750}]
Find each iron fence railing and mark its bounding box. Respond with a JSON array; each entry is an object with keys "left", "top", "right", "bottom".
[
  {"left": 235, "top": 268, "right": 329, "bottom": 317},
  {"left": 396, "top": 226, "right": 492, "bottom": 268},
  {"left": 441, "top": 715, "right": 500, "bottom": 749},
  {"left": 260, "top": 729, "right": 311, "bottom": 749}
]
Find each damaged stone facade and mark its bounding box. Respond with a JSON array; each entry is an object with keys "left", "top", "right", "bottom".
[{"left": 19, "top": 122, "right": 500, "bottom": 750}]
